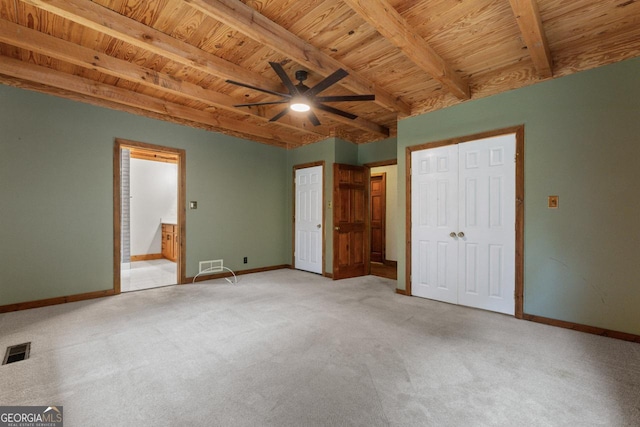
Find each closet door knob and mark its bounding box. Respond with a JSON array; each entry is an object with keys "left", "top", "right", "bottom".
[
  {"left": 449, "top": 232, "right": 456, "bottom": 238},
  {"left": 458, "top": 232, "right": 465, "bottom": 238}
]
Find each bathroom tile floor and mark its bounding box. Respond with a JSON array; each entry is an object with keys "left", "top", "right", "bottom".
[{"left": 121, "top": 259, "right": 177, "bottom": 292}]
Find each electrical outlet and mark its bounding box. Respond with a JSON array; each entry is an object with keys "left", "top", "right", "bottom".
[
  {"left": 548, "top": 195, "right": 559, "bottom": 209},
  {"left": 243, "top": 257, "right": 248, "bottom": 264}
]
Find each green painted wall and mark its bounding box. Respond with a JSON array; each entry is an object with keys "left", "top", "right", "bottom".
[
  {"left": 398, "top": 57, "right": 640, "bottom": 335},
  {"left": 358, "top": 137, "right": 397, "bottom": 165},
  {"left": 3, "top": 56, "right": 638, "bottom": 337},
  {"left": 334, "top": 138, "right": 359, "bottom": 164},
  {"left": 0, "top": 85, "right": 288, "bottom": 306}
]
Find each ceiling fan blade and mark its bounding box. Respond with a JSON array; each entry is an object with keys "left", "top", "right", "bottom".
[
  {"left": 269, "top": 62, "right": 299, "bottom": 96},
  {"left": 233, "top": 100, "right": 290, "bottom": 107},
  {"left": 315, "top": 94, "right": 376, "bottom": 103},
  {"left": 269, "top": 107, "right": 291, "bottom": 122},
  {"left": 307, "top": 110, "right": 321, "bottom": 126},
  {"left": 305, "top": 68, "right": 349, "bottom": 98},
  {"left": 226, "top": 79, "right": 290, "bottom": 98},
  {"left": 314, "top": 103, "right": 358, "bottom": 120}
]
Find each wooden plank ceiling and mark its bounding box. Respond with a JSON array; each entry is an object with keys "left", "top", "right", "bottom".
[{"left": 0, "top": 0, "right": 638, "bottom": 148}]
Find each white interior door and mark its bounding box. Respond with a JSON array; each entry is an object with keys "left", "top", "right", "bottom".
[
  {"left": 411, "top": 134, "right": 516, "bottom": 315},
  {"left": 411, "top": 145, "right": 459, "bottom": 303},
  {"left": 458, "top": 134, "right": 516, "bottom": 315},
  {"left": 295, "top": 166, "right": 323, "bottom": 274}
]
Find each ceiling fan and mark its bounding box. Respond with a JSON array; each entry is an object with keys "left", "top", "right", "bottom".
[{"left": 226, "top": 62, "right": 375, "bottom": 126}]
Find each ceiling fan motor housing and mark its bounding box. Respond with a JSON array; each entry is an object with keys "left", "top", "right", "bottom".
[{"left": 295, "top": 70, "right": 308, "bottom": 82}]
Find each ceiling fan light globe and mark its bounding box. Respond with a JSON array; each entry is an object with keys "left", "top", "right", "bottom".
[{"left": 290, "top": 102, "right": 311, "bottom": 112}]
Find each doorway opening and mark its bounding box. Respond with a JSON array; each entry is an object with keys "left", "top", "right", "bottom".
[
  {"left": 114, "top": 139, "right": 186, "bottom": 294},
  {"left": 366, "top": 161, "right": 398, "bottom": 280}
]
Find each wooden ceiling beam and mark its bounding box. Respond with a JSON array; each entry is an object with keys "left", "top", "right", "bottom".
[
  {"left": 0, "top": 18, "right": 327, "bottom": 139},
  {"left": 184, "top": 0, "right": 411, "bottom": 116},
  {"left": 0, "top": 74, "right": 292, "bottom": 147},
  {"left": 22, "top": 0, "right": 387, "bottom": 138},
  {"left": 508, "top": 0, "right": 553, "bottom": 78},
  {"left": 338, "top": 115, "right": 388, "bottom": 136},
  {"left": 343, "top": 0, "right": 470, "bottom": 100},
  {"left": 21, "top": 0, "right": 285, "bottom": 93},
  {"left": 0, "top": 55, "right": 300, "bottom": 146}
]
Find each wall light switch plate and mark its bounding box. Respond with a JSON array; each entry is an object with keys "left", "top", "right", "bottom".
[
  {"left": 328, "top": 201, "right": 332, "bottom": 209},
  {"left": 190, "top": 201, "right": 198, "bottom": 209},
  {"left": 548, "top": 196, "right": 558, "bottom": 209}
]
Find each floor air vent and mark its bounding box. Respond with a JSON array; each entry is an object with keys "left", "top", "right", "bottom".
[{"left": 3, "top": 342, "right": 31, "bottom": 365}]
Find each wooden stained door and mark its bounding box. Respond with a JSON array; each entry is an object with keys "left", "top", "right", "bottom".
[
  {"left": 370, "top": 173, "right": 386, "bottom": 263},
  {"left": 333, "top": 164, "right": 369, "bottom": 280}
]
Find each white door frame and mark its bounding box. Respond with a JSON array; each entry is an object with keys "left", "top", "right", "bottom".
[
  {"left": 405, "top": 126, "right": 524, "bottom": 318},
  {"left": 293, "top": 162, "right": 325, "bottom": 275}
]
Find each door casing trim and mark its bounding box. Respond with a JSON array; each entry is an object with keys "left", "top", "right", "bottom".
[{"left": 114, "top": 138, "right": 187, "bottom": 293}]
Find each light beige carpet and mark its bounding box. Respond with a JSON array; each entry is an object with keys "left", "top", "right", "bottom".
[{"left": 1, "top": 269, "right": 638, "bottom": 426}]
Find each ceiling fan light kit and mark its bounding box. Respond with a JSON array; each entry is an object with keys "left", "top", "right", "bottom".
[
  {"left": 226, "top": 62, "right": 375, "bottom": 126},
  {"left": 290, "top": 97, "right": 311, "bottom": 112}
]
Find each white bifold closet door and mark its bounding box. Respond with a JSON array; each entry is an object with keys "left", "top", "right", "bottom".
[{"left": 411, "top": 133, "right": 516, "bottom": 315}]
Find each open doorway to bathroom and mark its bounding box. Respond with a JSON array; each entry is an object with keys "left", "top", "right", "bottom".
[{"left": 114, "top": 139, "right": 186, "bottom": 293}]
